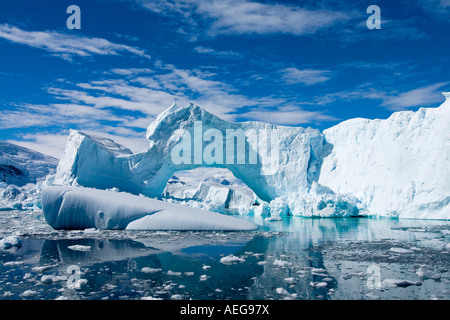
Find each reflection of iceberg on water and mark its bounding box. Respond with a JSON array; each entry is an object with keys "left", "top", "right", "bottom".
[
  {"left": 39, "top": 238, "right": 157, "bottom": 266},
  {"left": 38, "top": 231, "right": 260, "bottom": 267}
]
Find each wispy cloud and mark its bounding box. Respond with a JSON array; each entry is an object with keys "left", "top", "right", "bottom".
[
  {"left": 1, "top": 101, "right": 150, "bottom": 158},
  {"left": 56, "top": 64, "right": 264, "bottom": 120},
  {"left": 48, "top": 86, "right": 165, "bottom": 115},
  {"left": 0, "top": 103, "right": 122, "bottom": 129},
  {"left": 312, "top": 82, "right": 448, "bottom": 111},
  {"left": 8, "top": 130, "right": 149, "bottom": 159},
  {"left": 415, "top": 0, "right": 450, "bottom": 20},
  {"left": 381, "top": 82, "right": 449, "bottom": 110},
  {"left": 193, "top": 46, "right": 241, "bottom": 59},
  {"left": 281, "top": 67, "right": 331, "bottom": 86},
  {"left": 0, "top": 24, "right": 151, "bottom": 60},
  {"left": 237, "top": 106, "right": 337, "bottom": 125},
  {"left": 7, "top": 133, "right": 70, "bottom": 159},
  {"left": 135, "top": 0, "right": 350, "bottom": 37},
  {"left": 109, "top": 68, "right": 154, "bottom": 76}
]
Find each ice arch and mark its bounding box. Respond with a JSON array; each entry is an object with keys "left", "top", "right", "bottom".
[{"left": 54, "top": 104, "right": 331, "bottom": 202}]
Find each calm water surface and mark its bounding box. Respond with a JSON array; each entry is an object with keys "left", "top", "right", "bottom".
[{"left": 0, "top": 211, "right": 449, "bottom": 300}]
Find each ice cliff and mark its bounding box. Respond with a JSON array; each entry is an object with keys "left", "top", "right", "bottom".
[
  {"left": 52, "top": 93, "right": 450, "bottom": 219},
  {"left": 319, "top": 93, "right": 450, "bottom": 219}
]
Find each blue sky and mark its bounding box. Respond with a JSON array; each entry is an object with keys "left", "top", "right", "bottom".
[{"left": 0, "top": 0, "right": 449, "bottom": 158}]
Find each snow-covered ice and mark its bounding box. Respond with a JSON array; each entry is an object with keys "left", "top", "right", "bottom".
[
  {"left": 141, "top": 267, "right": 162, "bottom": 274},
  {"left": 319, "top": 93, "right": 450, "bottom": 219},
  {"left": 0, "top": 92, "right": 449, "bottom": 222},
  {"left": 53, "top": 103, "right": 331, "bottom": 208},
  {"left": 0, "top": 141, "right": 57, "bottom": 211},
  {"left": 389, "top": 247, "right": 414, "bottom": 254},
  {"left": 0, "top": 235, "right": 22, "bottom": 249},
  {"left": 51, "top": 95, "right": 450, "bottom": 219},
  {"left": 67, "top": 245, "right": 92, "bottom": 252},
  {"left": 0, "top": 140, "right": 57, "bottom": 187},
  {"left": 219, "top": 254, "right": 245, "bottom": 264},
  {"left": 381, "top": 279, "right": 422, "bottom": 288},
  {"left": 41, "top": 185, "right": 258, "bottom": 231}
]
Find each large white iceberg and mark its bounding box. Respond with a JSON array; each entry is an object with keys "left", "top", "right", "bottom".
[
  {"left": 52, "top": 93, "right": 450, "bottom": 220},
  {"left": 41, "top": 185, "right": 258, "bottom": 231},
  {"left": 53, "top": 104, "right": 329, "bottom": 203},
  {"left": 319, "top": 93, "right": 450, "bottom": 219}
]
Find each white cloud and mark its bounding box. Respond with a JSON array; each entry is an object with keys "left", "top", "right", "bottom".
[
  {"left": 109, "top": 68, "right": 154, "bottom": 76},
  {"left": 0, "top": 103, "right": 120, "bottom": 129},
  {"left": 136, "top": 0, "right": 350, "bottom": 37},
  {"left": 48, "top": 87, "right": 161, "bottom": 115},
  {"left": 43, "top": 61, "right": 340, "bottom": 125},
  {"left": 311, "top": 82, "right": 449, "bottom": 111},
  {"left": 193, "top": 46, "right": 241, "bottom": 58},
  {"left": 281, "top": 68, "right": 331, "bottom": 86},
  {"left": 381, "top": 83, "right": 449, "bottom": 110},
  {"left": 415, "top": 0, "right": 450, "bottom": 19},
  {"left": 8, "top": 133, "right": 70, "bottom": 159},
  {"left": 2, "top": 59, "right": 339, "bottom": 155},
  {"left": 0, "top": 24, "right": 151, "bottom": 60},
  {"left": 55, "top": 65, "right": 257, "bottom": 120},
  {"left": 237, "top": 106, "right": 337, "bottom": 125},
  {"left": 8, "top": 130, "right": 149, "bottom": 159},
  {"left": 199, "top": 0, "right": 348, "bottom": 36},
  {"left": 313, "top": 88, "right": 388, "bottom": 106}
]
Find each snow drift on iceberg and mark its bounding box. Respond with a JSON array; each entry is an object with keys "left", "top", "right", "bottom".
[{"left": 41, "top": 186, "right": 258, "bottom": 231}]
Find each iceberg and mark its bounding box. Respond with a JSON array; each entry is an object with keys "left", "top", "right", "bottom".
[
  {"left": 319, "top": 93, "right": 450, "bottom": 219},
  {"left": 41, "top": 185, "right": 258, "bottom": 231},
  {"left": 53, "top": 104, "right": 329, "bottom": 203},
  {"left": 51, "top": 93, "right": 450, "bottom": 220},
  {"left": 0, "top": 235, "right": 22, "bottom": 250}
]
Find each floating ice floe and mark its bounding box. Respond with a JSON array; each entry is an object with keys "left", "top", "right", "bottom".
[
  {"left": 67, "top": 245, "right": 92, "bottom": 252},
  {"left": 141, "top": 267, "right": 162, "bottom": 274},
  {"left": 389, "top": 247, "right": 415, "bottom": 254},
  {"left": 0, "top": 235, "right": 22, "bottom": 249},
  {"left": 381, "top": 279, "right": 422, "bottom": 288},
  {"left": 219, "top": 254, "right": 245, "bottom": 264},
  {"left": 41, "top": 185, "right": 258, "bottom": 231}
]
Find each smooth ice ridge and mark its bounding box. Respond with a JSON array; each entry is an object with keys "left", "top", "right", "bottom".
[
  {"left": 52, "top": 93, "right": 450, "bottom": 219},
  {"left": 41, "top": 186, "right": 258, "bottom": 231}
]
